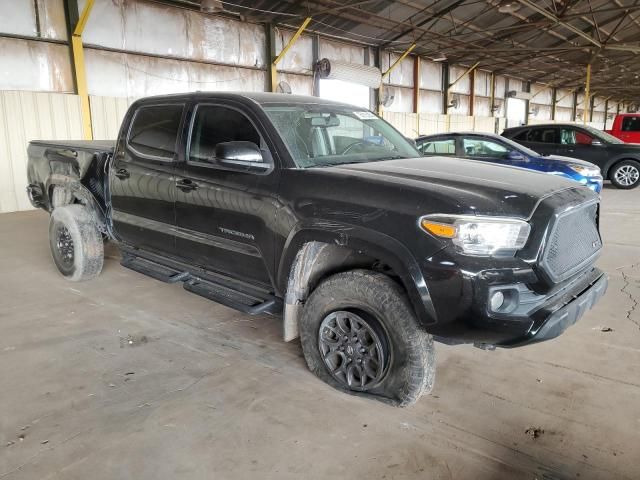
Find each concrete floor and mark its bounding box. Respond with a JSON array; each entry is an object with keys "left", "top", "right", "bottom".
[{"left": 1, "top": 184, "right": 639, "bottom": 480}]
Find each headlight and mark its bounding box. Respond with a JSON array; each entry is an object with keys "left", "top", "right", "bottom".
[
  {"left": 420, "top": 214, "right": 531, "bottom": 256},
  {"left": 568, "top": 164, "right": 601, "bottom": 177}
]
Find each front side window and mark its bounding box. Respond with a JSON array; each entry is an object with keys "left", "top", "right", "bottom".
[
  {"left": 128, "top": 104, "right": 184, "bottom": 159},
  {"left": 189, "top": 105, "right": 262, "bottom": 165},
  {"left": 622, "top": 116, "right": 640, "bottom": 132},
  {"left": 262, "top": 105, "right": 419, "bottom": 168},
  {"left": 418, "top": 138, "right": 456, "bottom": 155},
  {"left": 462, "top": 138, "right": 510, "bottom": 159},
  {"left": 561, "top": 128, "right": 593, "bottom": 145}
]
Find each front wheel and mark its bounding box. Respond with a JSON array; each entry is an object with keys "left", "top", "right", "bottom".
[
  {"left": 610, "top": 160, "right": 640, "bottom": 189},
  {"left": 49, "top": 205, "right": 104, "bottom": 282},
  {"left": 299, "top": 270, "right": 435, "bottom": 407}
]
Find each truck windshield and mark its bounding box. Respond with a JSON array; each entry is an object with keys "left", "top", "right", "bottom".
[{"left": 262, "top": 105, "right": 420, "bottom": 168}]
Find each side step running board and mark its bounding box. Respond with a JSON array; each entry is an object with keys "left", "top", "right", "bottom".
[
  {"left": 121, "top": 254, "right": 191, "bottom": 283},
  {"left": 184, "top": 279, "right": 281, "bottom": 315},
  {"left": 120, "top": 252, "right": 281, "bottom": 316}
]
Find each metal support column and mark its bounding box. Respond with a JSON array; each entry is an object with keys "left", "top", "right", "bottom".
[
  {"left": 312, "top": 34, "right": 320, "bottom": 97},
  {"left": 551, "top": 87, "right": 557, "bottom": 120},
  {"left": 65, "top": 0, "right": 95, "bottom": 140},
  {"left": 583, "top": 63, "right": 591, "bottom": 124},
  {"left": 589, "top": 95, "right": 595, "bottom": 122},
  {"left": 603, "top": 98, "right": 609, "bottom": 129},
  {"left": 442, "top": 62, "right": 450, "bottom": 114},
  {"left": 571, "top": 91, "right": 578, "bottom": 121},
  {"left": 524, "top": 81, "right": 531, "bottom": 125},
  {"left": 469, "top": 69, "right": 475, "bottom": 117},
  {"left": 372, "top": 47, "right": 381, "bottom": 113},
  {"left": 489, "top": 72, "right": 495, "bottom": 117}
]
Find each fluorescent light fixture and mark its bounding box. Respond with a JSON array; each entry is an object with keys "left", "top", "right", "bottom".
[{"left": 498, "top": 1, "right": 521, "bottom": 13}]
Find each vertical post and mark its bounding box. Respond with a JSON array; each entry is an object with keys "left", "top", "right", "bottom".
[
  {"left": 469, "top": 69, "right": 475, "bottom": 117},
  {"left": 524, "top": 81, "right": 531, "bottom": 125},
  {"left": 373, "top": 48, "right": 381, "bottom": 114},
  {"left": 312, "top": 34, "right": 320, "bottom": 97},
  {"left": 270, "top": 17, "right": 312, "bottom": 93},
  {"left": 65, "top": 0, "right": 95, "bottom": 140},
  {"left": 489, "top": 72, "right": 495, "bottom": 117},
  {"left": 551, "top": 87, "right": 557, "bottom": 121},
  {"left": 589, "top": 95, "right": 595, "bottom": 123},
  {"left": 604, "top": 98, "right": 609, "bottom": 129},
  {"left": 571, "top": 91, "right": 578, "bottom": 121},
  {"left": 413, "top": 55, "right": 420, "bottom": 135},
  {"left": 265, "top": 24, "right": 276, "bottom": 92},
  {"left": 442, "top": 62, "right": 450, "bottom": 114},
  {"left": 583, "top": 63, "right": 591, "bottom": 124}
]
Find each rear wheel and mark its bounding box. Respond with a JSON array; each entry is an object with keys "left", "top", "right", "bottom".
[
  {"left": 299, "top": 270, "right": 435, "bottom": 407},
  {"left": 610, "top": 160, "right": 640, "bottom": 189},
  {"left": 49, "top": 205, "right": 104, "bottom": 282}
]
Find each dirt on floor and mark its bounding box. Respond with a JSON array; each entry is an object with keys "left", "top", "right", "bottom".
[{"left": 0, "top": 184, "right": 639, "bottom": 480}]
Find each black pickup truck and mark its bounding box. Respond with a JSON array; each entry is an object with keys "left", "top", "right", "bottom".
[{"left": 27, "top": 92, "right": 607, "bottom": 406}]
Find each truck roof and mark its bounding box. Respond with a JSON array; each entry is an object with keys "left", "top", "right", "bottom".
[{"left": 135, "top": 91, "right": 359, "bottom": 109}]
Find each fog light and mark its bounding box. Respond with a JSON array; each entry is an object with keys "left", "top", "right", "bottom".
[{"left": 490, "top": 291, "right": 505, "bottom": 311}]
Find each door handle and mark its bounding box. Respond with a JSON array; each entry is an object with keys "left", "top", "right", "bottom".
[
  {"left": 114, "top": 168, "right": 130, "bottom": 179},
  {"left": 176, "top": 178, "right": 199, "bottom": 192}
]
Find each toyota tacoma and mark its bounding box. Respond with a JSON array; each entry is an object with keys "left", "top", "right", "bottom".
[{"left": 27, "top": 92, "right": 607, "bottom": 406}]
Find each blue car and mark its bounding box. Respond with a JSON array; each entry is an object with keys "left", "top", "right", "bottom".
[{"left": 415, "top": 132, "right": 603, "bottom": 193}]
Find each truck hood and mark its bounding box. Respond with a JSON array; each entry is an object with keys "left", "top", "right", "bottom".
[{"left": 331, "top": 156, "right": 583, "bottom": 219}]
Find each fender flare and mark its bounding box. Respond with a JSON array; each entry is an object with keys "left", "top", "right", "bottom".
[
  {"left": 46, "top": 174, "right": 108, "bottom": 233},
  {"left": 277, "top": 220, "right": 438, "bottom": 339}
]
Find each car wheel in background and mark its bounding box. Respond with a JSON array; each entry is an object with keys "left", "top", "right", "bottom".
[{"left": 610, "top": 160, "right": 640, "bottom": 189}]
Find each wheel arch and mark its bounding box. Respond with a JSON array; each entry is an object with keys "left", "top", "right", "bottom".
[
  {"left": 278, "top": 224, "right": 438, "bottom": 342},
  {"left": 603, "top": 156, "right": 640, "bottom": 179},
  {"left": 46, "top": 174, "right": 108, "bottom": 234}
]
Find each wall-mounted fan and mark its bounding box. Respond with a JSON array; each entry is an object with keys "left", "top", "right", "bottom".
[
  {"left": 380, "top": 87, "right": 396, "bottom": 108},
  {"left": 448, "top": 94, "right": 460, "bottom": 109},
  {"left": 277, "top": 81, "right": 292, "bottom": 94}
]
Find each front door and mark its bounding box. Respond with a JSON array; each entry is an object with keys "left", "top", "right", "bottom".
[
  {"left": 110, "top": 102, "right": 185, "bottom": 255},
  {"left": 174, "top": 103, "right": 279, "bottom": 288},
  {"left": 556, "top": 127, "right": 606, "bottom": 169},
  {"left": 618, "top": 116, "right": 640, "bottom": 143}
]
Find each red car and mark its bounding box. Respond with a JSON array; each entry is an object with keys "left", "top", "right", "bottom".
[{"left": 605, "top": 114, "right": 640, "bottom": 143}]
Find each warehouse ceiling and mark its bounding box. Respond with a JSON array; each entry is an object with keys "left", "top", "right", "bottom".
[{"left": 162, "top": 0, "right": 640, "bottom": 102}]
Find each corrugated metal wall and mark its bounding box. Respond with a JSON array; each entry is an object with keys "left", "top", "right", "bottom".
[{"left": 0, "top": 91, "right": 83, "bottom": 213}]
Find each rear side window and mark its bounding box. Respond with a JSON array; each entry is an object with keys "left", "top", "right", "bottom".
[
  {"left": 189, "top": 105, "right": 261, "bottom": 164},
  {"left": 622, "top": 116, "right": 640, "bottom": 132},
  {"left": 517, "top": 128, "right": 557, "bottom": 143},
  {"left": 128, "top": 104, "right": 184, "bottom": 160},
  {"left": 418, "top": 139, "right": 456, "bottom": 155}
]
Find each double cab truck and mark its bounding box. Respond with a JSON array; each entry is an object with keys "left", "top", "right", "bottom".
[
  {"left": 27, "top": 93, "right": 607, "bottom": 406},
  {"left": 605, "top": 113, "right": 640, "bottom": 144}
]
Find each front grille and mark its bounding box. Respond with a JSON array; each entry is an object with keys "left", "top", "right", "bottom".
[{"left": 540, "top": 201, "right": 601, "bottom": 283}]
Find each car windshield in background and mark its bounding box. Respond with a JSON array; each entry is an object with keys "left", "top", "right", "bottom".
[
  {"left": 262, "top": 105, "right": 420, "bottom": 168},
  {"left": 583, "top": 125, "right": 624, "bottom": 144}
]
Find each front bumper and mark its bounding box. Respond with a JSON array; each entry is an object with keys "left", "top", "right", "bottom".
[
  {"left": 422, "top": 246, "right": 607, "bottom": 347},
  {"left": 496, "top": 270, "right": 607, "bottom": 347}
]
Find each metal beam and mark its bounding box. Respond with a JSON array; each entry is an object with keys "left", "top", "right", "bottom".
[
  {"left": 584, "top": 63, "right": 591, "bottom": 124},
  {"left": 271, "top": 17, "right": 312, "bottom": 93},
  {"left": 449, "top": 61, "right": 479, "bottom": 90},
  {"left": 382, "top": 43, "right": 416, "bottom": 78},
  {"left": 68, "top": 0, "right": 94, "bottom": 140}
]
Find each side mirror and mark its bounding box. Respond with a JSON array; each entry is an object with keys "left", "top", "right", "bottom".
[
  {"left": 507, "top": 151, "right": 526, "bottom": 161},
  {"left": 591, "top": 139, "right": 604, "bottom": 146},
  {"left": 214, "top": 141, "right": 271, "bottom": 173}
]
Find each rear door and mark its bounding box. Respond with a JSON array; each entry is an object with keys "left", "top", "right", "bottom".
[
  {"left": 173, "top": 102, "right": 279, "bottom": 287},
  {"left": 619, "top": 116, "right": 640, "bottom": 143},
  {"left": 512, "top": 126, "right": 559, "bottom": 155},
  {"left": 416, "top": 137, "right": 458, "bottom": 156},
  {"left": 110, "top": 102, "right": 185, "bottom": 255}
]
